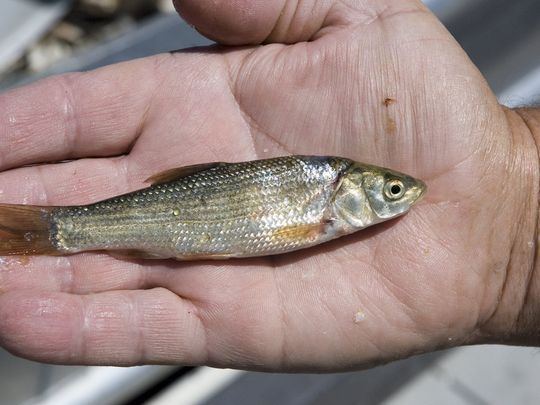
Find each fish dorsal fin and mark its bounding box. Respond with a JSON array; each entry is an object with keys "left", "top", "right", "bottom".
[{"left": 145, "top": 162, "right": 225, "bottom": 185}]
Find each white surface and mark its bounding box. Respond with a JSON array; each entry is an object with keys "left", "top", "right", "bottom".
[
  {"left": 384, "top": 368, "right": 470, "bottom": 405},
  {"left": 26, "top": 365, "right": 176, "bottom": 405},
  {"left": 384, "top": 346, "right": 540, "bottom": 405},
  {"left": 423, "top": 0, "right": 484, "bottom": 21},
  {"left": 148, "top": 367, "right": 245, "bottom": 405},
  {"left": 0, "top": 0, "right": 71, "bottom": 73},
  {"left": 499, "top": 65, "right": 540, "bottom": 107}
]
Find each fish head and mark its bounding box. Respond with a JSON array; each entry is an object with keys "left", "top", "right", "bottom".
[{"left": 332, "top": 163, "right": 426, "bottom": 229}]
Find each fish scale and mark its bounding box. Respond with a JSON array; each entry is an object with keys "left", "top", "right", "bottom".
[
  {"left": 49, "top": 156, "right": 351, "bottom": 258},
  {"left": 0, "top": 156, "right": 425, "bottom": 259}
]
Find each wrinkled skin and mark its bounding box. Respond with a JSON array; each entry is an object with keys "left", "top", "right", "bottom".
[{"left": 0, "top": 0, "right": 538, "bottom": 370}]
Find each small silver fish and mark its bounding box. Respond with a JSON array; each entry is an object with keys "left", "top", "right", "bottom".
[{"left": 0, "top": 156, "right": 425, "bottom": 260}]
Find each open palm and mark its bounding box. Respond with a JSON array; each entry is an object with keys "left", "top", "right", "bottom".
[{"left": 0, "top": 0, "right": 534, "bottom": 370}]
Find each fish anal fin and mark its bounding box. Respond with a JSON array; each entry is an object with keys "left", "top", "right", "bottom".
[
  {"left": 145, "top": 162, "right": 225, "bottom": 185},
  {"left": 110, "top": 250, "right": 235, "bottom": 261},
  {"left": 109, "top": 250, "right": 170, "bottom": 260},
  {"left": 178, "top": 254, "right": 234, "bottom": 261}
]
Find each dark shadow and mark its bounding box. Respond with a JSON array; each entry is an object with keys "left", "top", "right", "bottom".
[{"left": 169, "top": 44, "right": 258, "bottom": 56}]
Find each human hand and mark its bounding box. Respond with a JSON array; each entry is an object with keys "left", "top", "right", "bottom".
[{"left": 0, "top": 0, "right": 538, "bottom": 371}]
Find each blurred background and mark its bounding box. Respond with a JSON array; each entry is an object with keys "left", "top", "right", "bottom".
[{"left": 1, "top": 0, "right": 540, "bottom": 404}]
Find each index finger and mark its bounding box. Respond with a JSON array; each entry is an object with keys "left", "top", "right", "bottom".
[{"left": 0, "top": 55, "right": 167, "bottom": 170}]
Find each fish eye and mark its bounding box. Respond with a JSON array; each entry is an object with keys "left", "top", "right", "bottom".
[{"left": 384, "top": 180, "right": 405, "bottom": 200}]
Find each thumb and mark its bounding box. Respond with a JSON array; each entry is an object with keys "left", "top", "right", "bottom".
[
  {"left": 174, "top": 0, "right": 286, "bottom": 45},
  {"left": 173, "top": 0, "right": 429, "bottom": 46}
]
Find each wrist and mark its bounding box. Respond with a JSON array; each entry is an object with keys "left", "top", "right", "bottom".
[
  {"left": 476, "top": 107, "right": 540, "bottom": 344},
  {"left": 511, "top": 108, "right": 540, "bottom": 343}
]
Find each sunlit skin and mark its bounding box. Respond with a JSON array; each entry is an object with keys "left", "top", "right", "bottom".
[{"left": 0, "top": 0, "right": 538, "bottom": 370}]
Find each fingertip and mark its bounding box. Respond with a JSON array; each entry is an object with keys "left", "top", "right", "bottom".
[
  {"left": 0, "top": 291, "right": 80, "bottom": 362},
  {"left": 0, "top": 289, "right": 208, "bottom": 366},
  {"left": 173, "top": 0, "right": 282, "bottom": 45}
]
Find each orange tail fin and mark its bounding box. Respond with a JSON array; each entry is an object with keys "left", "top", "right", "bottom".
[{"left": 0, "top": 204, "right": 58, "bottom": 256}]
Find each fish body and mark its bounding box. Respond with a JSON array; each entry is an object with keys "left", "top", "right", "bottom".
[{"left": 0, "top": 156, "right": 426, "bottom": 260}]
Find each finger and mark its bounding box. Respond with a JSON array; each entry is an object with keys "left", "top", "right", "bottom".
[
  {"left": 0, "top": 156, "right": 148, "bottom": 295},
  {"left": 0, "top": 55, "right": 167, "bottom": 171},
  {"left": 0, "top": 254, "right": 150, "bottom": 295},
  {"left": 0, "top": 119, "right": 256, "bottom": 296},
  {"left": 0, "top": 289, "right": 206, "bottom": 365},
  {"left": 0, "top": 265, "right": 291, "bottom": 368},
  {"left": 0, "top": 158, "right": 136, "bottom": 206},
  {"left": 173, "top": 0, "right": 429, "bottom": 45}
]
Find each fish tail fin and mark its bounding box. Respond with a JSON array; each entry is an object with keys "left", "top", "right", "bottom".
[{"left": 0, "top": 204, "right": 58, "bottom": 256}]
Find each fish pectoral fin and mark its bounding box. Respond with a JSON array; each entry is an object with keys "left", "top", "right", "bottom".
[
  {"left": 270, "top": 223, "right": 325, "bottom": 243},
  {"left": 109, "top": 250, "right": 171, "bottom": 260},
  {"left": 145, "top": 162, "right": 226, "bottom": 185}
]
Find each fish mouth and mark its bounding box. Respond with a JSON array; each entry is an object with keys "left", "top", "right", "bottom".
[{"left": 413, "top": 180, "right": 427, "bottom": 203}]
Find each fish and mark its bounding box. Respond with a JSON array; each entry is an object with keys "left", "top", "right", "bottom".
[{"left": 0, "top": 156, "right": 426, "bottom": 260}]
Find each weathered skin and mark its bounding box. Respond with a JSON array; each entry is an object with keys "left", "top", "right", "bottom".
[{"left": 46, "top": 156, "right": 426, "bottom": 260}]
